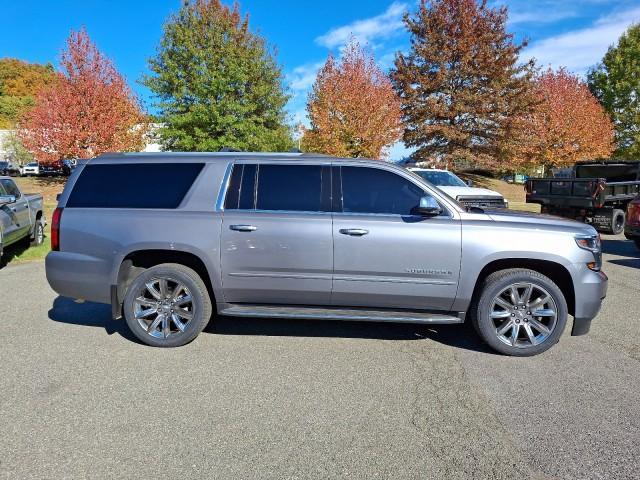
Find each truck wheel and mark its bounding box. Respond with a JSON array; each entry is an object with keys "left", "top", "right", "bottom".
[
  {"left": 470, "top": 269, "right": 568, "bottom": 356},
  {"left": 611, "top": 209, "right": 625, "bottom": 235},
  {"left": 31, "top": 220, "right": 45, "bottom": 246},
  {"left": 123, "top": 263, "right": 212, "bottom": 347},
  {"left": 597, "top": 209, "right": 625, "bottom": 234}
]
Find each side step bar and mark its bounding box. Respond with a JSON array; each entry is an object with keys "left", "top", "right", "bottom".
[{"left": 218, "top": 304, "right": 465, "bottom": 325}]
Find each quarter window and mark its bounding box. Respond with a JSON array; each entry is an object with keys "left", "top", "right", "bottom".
[
  {"left": 67, "top": 163, "right": 204, "bottom": 209},
  {"left": 340, "top": 167, "right": 425, "bottom": 215}
]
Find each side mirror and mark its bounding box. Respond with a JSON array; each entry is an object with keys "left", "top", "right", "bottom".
[
  {"left": 412, "top": 195, "right": 442, "bottom": 217},
  {"left": 0, "top": 195, "right": 17, "bottom": 206},
  {"left": 466, "top": 179, "right": 473, "bottom": 187}
]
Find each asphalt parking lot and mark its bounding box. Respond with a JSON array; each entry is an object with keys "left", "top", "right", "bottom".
[{"left": 1, "top": 234, "right": 639, "bottom": 479}]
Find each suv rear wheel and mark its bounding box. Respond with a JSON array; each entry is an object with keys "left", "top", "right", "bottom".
[
  {"left": 471, "top": 269, "right": 568, "bottom": 356},
  {"left": 123, "top": 263, "right": 212, "bottom": 347}
]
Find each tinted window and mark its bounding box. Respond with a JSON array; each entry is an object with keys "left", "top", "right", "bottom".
[
  {"left": 0, "top": 179, "right": 20, "bottom": 198},
  {"left": 239, "top": 164, "right": 256, "bottom": 209},
  {"left": 67, "top": 163, "right": 204, "bottom": 209},
  {"left": 252, "top": 164, "right": 323, "bottom": 212},
  {"left": 413, "top": 170, "right": 467, "bottom": 187},
  {"left": 341, "top": 167, "right": 425, "bottom": 215},
  {"left": 224, "top": 165, "right": 242, "bottom": 209},
  {"left": 224, "top": 164, "right": 258, "bottom": 210}
]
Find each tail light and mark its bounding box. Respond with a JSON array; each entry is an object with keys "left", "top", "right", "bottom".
[
  {"left": 51, "top": 207, "right": 63, "bottom": 251},
  {"left": 628, "top": 200, "right": 640, "bottom": 226}
]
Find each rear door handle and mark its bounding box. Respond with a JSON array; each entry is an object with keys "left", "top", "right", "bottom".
[
  {"left": 339, "top": 228, "right": 369, "bottom": 236},
  {"left": 230, "top": 224, "right": 257, "bottom": 232}
]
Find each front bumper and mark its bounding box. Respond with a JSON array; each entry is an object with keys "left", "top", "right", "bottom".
[{"left": 571, "top": 268, "right": 608, "bottom": 336}]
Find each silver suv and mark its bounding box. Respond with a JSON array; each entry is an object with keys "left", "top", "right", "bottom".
[{"left": 45, "top": 153, "right": 608, "bottom": 356}]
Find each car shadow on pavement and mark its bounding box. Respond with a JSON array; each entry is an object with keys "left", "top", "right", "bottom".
[
  {"left": 47, "top": 295, "right": 494, "bottom": 353},
  {"left": 48, "top": 296, "right": 141, "bottom": 343},
  {"left": 0, "top": 241, "right": 30, "bottom": 269},
  {"left": 601, "top": 238, "right": 640, "bottom": 258},
  {"left": 602, "top": 238, "right": 640, "bottom": 270},
  {"left": 207, "top": 316, "right": 496, "bottom": 354}
]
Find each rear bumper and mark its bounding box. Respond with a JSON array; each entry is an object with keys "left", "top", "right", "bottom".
[
  {"left": 45, "top": 251, "right": 112, "bottom": 304},
  {"left": 571, "top": 268, "right": 608, "bottom": 336}
]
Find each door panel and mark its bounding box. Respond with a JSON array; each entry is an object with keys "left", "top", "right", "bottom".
[
  {"left": 332, "top": 214, "right": 461, "bottom": 310},
  {"left": 221, "top": 211, "right": 333, "bottom": 305},
  {"left": 331, "top": 165, "right": 462, "bottom": 311},
  {"left": 219, "top": 162, "right": 333, "bottom": 306},
  {"left": 0, "top": 180, "right": 29, "bottom": 244}
]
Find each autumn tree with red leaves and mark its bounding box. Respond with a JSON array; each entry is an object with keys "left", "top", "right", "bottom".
[
  {"left": 19, "top": 28, "right": 146, "bottom": 162},
  {"left": 303, "top": 39, "right": 402, "bottom": 159},
  {"left": 508, "top": 69, "right": 615, "bottom": 170}
]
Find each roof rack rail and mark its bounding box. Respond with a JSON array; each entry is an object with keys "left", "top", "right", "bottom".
[{"left": 218, "top": 147, "right": 241, "bottom": 152}]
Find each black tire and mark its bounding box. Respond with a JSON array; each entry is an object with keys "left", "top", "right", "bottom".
[
  {"left": 470, "top": 268, "right": 568, "bottom": 356},
  {"left": 31, "top": 219, "right": 44, "bottom": 246},
  {"left": 123, "top": 263, "right": 212, "bottom": 347},
  {"left": 611, "top": 209, "right": 625, "bottom": 235}
]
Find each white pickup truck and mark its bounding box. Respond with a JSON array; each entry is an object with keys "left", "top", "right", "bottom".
[
  {"left": 0, "top": 177, "right": 45, "bottom": 261},
  {"left": 409, "top": 168, "right": 508, "bottom": 209}
]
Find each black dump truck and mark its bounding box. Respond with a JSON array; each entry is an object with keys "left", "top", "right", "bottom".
[{"left": 525, "top": 161, "right": 640, "bottom": 234}]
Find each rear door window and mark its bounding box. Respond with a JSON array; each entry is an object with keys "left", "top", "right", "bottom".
[
  {"left": 67, "top": 163, "right": 204, "bottom": 208},
  {"left": 225, "top": 163, "right": 328, "bottom": 212}
]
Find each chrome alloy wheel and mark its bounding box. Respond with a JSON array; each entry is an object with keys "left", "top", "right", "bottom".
[
  {"left": 490, "top": 282, "right": 558, "bottom": 348},
  {"left": 133, "top": 277, "right": 194, "bottom": 339},
  {"left": 36, "top": 223, "right": 44, "bottom": 244}
]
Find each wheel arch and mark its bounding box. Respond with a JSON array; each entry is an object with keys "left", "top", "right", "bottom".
[
  {"left": 113, "top": 249, "right": 216, "bottom": 319},
  {"left": 471, "top": 258, "right": 575, "bottom": 317}
]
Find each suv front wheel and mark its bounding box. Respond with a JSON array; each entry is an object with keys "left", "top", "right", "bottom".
[
  {"left": 471, "top": 268, "right": 568, "bottom": 356},
  {"left": 123, "top": 263, "right": 212, "bottom": 347}
]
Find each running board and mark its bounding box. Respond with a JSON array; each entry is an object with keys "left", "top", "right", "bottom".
[{"left": 218, "top": 304, "right": 464, "bottom": 324}]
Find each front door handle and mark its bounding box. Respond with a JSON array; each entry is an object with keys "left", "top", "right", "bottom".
[
  {"left": 339, "top": 228, "right": 369, "bottom": 236},
  {"left": 230, "top": 224, "right": 257, "bottom": 232}
]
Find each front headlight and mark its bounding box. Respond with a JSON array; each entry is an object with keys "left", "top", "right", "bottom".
[{"left": 575, "top": 234, "right": 602, "bottom": 271}]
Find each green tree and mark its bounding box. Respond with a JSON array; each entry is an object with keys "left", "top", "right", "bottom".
[
  {"left": 143, "top": 0, "right": 292, "bottom": 152},
  {"left": 1, "top": 130, "right": 33, "bottom": 164},
  {"left": 588, "top": 24, "right": 640, "bottom": 160},
  {"left": 391, "top": 0, "right": 536, "bottom": 169},
  {"left": 0, "top": 58, "right": 54, "bottom": 128}
]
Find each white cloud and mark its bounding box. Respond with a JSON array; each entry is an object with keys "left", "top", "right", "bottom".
[
  {"left": 508, "top": 8, "right": 577, "bottom": 25},
  {"left": 523, "top": 5, "right": 640, "bottom": 74},
  {"left": 287, "top": 61, "right": 324, "bottom": 91},
  {"left": 315, "top": 2, "right": 408, "bottom": 49}
]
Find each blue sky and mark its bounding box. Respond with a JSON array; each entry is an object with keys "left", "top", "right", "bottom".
[{"left": 1, "top": 0, "right": 639, "bottom": 159}]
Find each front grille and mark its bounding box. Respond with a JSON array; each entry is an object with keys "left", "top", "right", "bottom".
[{"left": 457, "top": 197, "right": 506, "bottom": 209}]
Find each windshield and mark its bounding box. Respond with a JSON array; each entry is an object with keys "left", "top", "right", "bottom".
[
  {"left": 27, "top": 162, "right": 38, "bottom": 167},
  {"left": 413, "top": 170, "right": 467, "bottom": 187}
]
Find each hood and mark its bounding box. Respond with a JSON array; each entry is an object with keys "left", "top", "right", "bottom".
[
  {"left": 484, "top": 209, "right": 597, "bottom": 235},
  {"left": 437, "top": 186, "right": 504, "bottom": 199}
]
